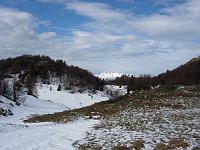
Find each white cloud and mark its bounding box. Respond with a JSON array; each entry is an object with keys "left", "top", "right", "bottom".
[
  {"left": 65, "top": 1, "right": 130, "bottom": 22},
  {"left": 1, "top": 0, "right": 200, "bottom": 75},
  {"left": 0, "top": 7, "right": 62, "bottom": 58},
  {"left": 63, "top": 0, "right": 200, "bottom": 41},
  {"left": 38, "top": 32, "right": 57, "bottom": 40},
  {"left": 131, "top": 0, "right": 200, "bottom": 41}
]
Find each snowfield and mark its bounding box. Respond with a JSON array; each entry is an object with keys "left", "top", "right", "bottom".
[
  {"left": 0, "top": 84, "right": 109, "bottom": 150},
  {"left": 0, "top": 119, "right": 99, "bottom": 150},
  {"left": 37, "top": 84, "right": 108, "bottom": 109},
  {"left": 0, "top": 95, "right": 66, "bottom": 124}
]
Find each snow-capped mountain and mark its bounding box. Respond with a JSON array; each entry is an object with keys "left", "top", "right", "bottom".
[{"left": 96, "top": 72, "right": 124, "bottom": 80}]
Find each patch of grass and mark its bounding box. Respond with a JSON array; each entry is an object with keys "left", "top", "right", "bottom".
[
  {"left": 112, "top": 145, "right": 131, "bottom": 150},
  {"left": 193, "top": 146, "right": 200, "bottom": 150},
  {"left": 78, "top": 145, "right": 102, "bottom": 150},
  {"left": 132, "top": 140, "right": 145, "bottom": 150},
  {"left": 168, "top": 138, "right": 189, "bottom": 149},
  {"left": 154, "top": 143, "right": 168, "bottom": 150}
]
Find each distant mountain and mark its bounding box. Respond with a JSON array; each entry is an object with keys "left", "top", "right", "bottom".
[{"left": 96, "top": 72, "right": 124, "bottom": 80}]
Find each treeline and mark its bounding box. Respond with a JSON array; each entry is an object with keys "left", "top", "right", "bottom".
[
  {"left": 0, "top": 55, "right": 104, "bottom": 98},
  {"left": 0, "top": 55, "right": 67, "bottom": 77},
  {"left": 111, "top": 56, "right": 200, "bottom": 91}
]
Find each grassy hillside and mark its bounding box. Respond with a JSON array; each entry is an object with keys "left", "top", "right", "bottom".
[{"left": 25, "top": 85, "right": 200, "bottom": 149}]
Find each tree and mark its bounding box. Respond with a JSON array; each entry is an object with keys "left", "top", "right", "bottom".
[
  {"left": 0, "top": 79, "right": 11, "bottom": 97},
  {"left": 12, "top": 77, "right": 24, "bottom": 105},
  {"left": 57, "top": 84, "right": 61, "bottom": 91},
  {"left": 25, "top": 75, "right": 37, "bottom": 97}
]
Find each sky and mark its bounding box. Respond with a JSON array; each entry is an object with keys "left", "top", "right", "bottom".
[{"left": 0, "top": 0, "right": 200, "bottom": 75}]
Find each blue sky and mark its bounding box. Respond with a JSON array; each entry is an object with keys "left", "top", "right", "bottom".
[{"left": 0, "top": 0, "right": 199, "bottom": 75}]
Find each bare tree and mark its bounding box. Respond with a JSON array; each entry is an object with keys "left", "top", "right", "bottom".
[
  {"left": 0, "top": 79, "right": 11, "bottom": 97},
  {"left": 25, "top": 75, "right": 37, "bottom": 97},
  {"left": 12, "top": 77, "right": 24, "bottom": 105}
]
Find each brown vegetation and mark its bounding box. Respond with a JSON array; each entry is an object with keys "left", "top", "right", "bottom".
[{"left": 24, "top": 85, "right": 200, "bottom": 123}]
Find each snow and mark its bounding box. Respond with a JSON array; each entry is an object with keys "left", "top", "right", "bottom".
[
  {"left": 77, "top": 107, "right": 200, "bottom": 149},
  {"left": 96, "top": 72, "right": 124, "bottom": 80},
  {"left": 0, "top": 83, "right": 109, "bottom": 150},
  {"left": 104, "top": 85, "right": 127, "bottom": 97},
  {"left": 0, "top": 83, "right": 109, "bottom": 123},
  {"left": 0, "top": 95, "right": 66, "bottom": 124},
  {"left": 37, "top": 84, "right": 108, "bottom": 109},
  {"left": 0, "top": 119, "right": 99, "bottom": 150}
]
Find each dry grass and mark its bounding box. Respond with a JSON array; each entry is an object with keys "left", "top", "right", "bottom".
[
  {"left": 193, "top": 147, "right": 200, "bottom": 150},
  {"left": 168, "top": 138, "right": 189, "bottom": 149},
  {"left": 112, "top": 145, "right": 131, "bottom": 150},
  {"left": 132, "top": 140, "right": 145, "bottom": 150},
  {"left": 23, "top": 86, "right": 200, "bottom": 149},
  {"left": 78, "top": 145, "right": 102, "bottom": 150},
  {"left": 24, "top": 85, "right": 200, "bottom": 123},
  {"left": 154, "top": 143, "right": 168, "bottom": 150}
]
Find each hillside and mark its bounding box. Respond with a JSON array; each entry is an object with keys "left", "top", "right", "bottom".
[
  {"left": 158, "top": 56, "right": 200, "bottom": 85},
  {"left": 0, "top": 55, "right": 105, "bottom": 107},
  {"left": 1, "top": 55, "right": 200, "bottom": 150},
  {"left": 110, "top": 56, "right": 200, "bottom": 91},
  {"left": 0, "top": 82, "right": 109, "bottom": 150},
  {"left": 25, "top": 85, "right": 200, "bottom": 149},
  {"left": 0, "top": 55, "right": 104, "bottom": 92}
]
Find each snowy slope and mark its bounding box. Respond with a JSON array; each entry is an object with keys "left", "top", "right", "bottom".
[
  {"left": 0, "top": 95, "right": 67, "bottom": 124},
  {"left": 96, "top": 72, "right": 124, "bottom": 80},
  {"left": 37, "top": 84, "right": 108, "bottom": 109},
  {"left": 0, "top": 119, "right": 99, "bottom": 150},
  {"left": 0, "top": 84, "right": 109, "bottom": 123},
  {"left": 0, "top": 83, "right": 110, "bottom": 150}
]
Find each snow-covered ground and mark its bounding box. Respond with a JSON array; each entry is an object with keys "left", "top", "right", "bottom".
[
  {"left": 0, "top": 119, "right": 99, "bottom": 150},
  {"left": 78, "top": 108, "right": 200, "bottom": 150},
  {"left": 104, "top": 85, "right": 127, "bottom": 99},
  {"left": 37, "top": 84, "right": 108, "bottom": 109},
  {"left": 0, "top": 95, "right": 66, "bottom": 124},
  {"left": 0, "top": 84, "right": 109, "bottom": 150}
]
